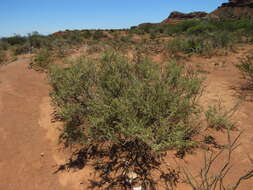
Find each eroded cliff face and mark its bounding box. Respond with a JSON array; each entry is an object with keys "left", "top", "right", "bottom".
[
  {"left": 211, "top": 0, "right": 253, "bottom": 19},
  {"left": 162, "top": 11, "right": 208, "bottom": 24},
  {"left": 136, "top": 0, "right": 253, "bottom": 28},
  {"left": 221, "top": 0, "right": 253, "bottom": 8}
]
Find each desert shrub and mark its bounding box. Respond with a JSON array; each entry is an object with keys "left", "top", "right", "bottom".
[
  {"left": 0, "top": 41, "right": 10, "bottom": 50},
  {"left": 31, "top": 48, "right": 52, "bottom": 71},
  {"left": 182, "top": 37, "right": 208, "bottom": 54},
  {"left": 130, "top": 28, "right": 145, "bottom": 35},
  {"left": 2, "top": 34, "right": 27, "bottom": 46},
  {"left": 138, "top": 23, "right": 155, "bottom": 33},
  {"left": 82, "top": 30, "right": 92, "bottom": 39},
  {"left": 205, "top": 102, "right": 238, "bottom": 131},
  {"left": 119, "top": 35, "right": 132, "bottom": 43},
  {"left": 187, "top": 23, "right": 217, "bottom": 35},
  {"left": 12, "top": 42, "right": 31, "bottom": 55},
  {"left": 236, "top": 55, "right": 253, "bottom": 88},
  {"left": 167, "top": 36, "right": 212, "bottom": 55},
  {"left": 28, "top": 32, "right": 48, "bottom": 49},
  {"left": 209, "top": 31, "right": 235, "bottom": 49},
  {"left": 87, "top": 44, "right": 103, "bottom": 54},
  {"left": 165, "top": 19, "right": 201, "bottom": 35},
  {"left": 52, "top": 39, "right": 69, "bottom": 58},
  {"left": 0, "top": 50, "right": 7, "bottom": 65},
  {"left": 93, "top": 30, "right": 107, "bottom": 40},
  {"left": 166, "top": 38, "right": 184, "bottom": 55},
  {"left": 184, "top": 131, "right": 253, "bottom": 190},
  {"left": 49, "top": 52, "right": 202, "bottom": 151},
  {"left": 215, "top": 19, "right": 253, "bottom": 32}
]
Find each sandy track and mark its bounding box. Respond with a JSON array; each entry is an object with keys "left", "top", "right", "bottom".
[{"left": 0, "top": 58, "right": 72, "bottom": 190}]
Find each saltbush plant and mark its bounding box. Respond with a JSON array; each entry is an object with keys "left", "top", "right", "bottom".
[
  {"left": 0, "top": 50, "right": 7, "bottom": 65},
  {"left": 205, "top": 102, "right": 238, "bottom": 131},
  {"left": 236, "top": 55, "right": 253, "bottom": 88},
  {"left": 49, "top": 52, "right": 202, "bottom": 152},
  {"left": 31, "top": 48, "right": 52, "bottom": 71}
]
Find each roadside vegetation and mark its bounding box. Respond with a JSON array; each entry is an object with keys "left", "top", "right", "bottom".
[
  {"left": 0, "top": 50, "right": 7, "bottom": 65},
  {"left": 49, "top": 52, "right": 202, "bottom": 150},
  {"left": 49, "top": 52, "right": 202, "bottom": 189},
  {"left": 236, "top": 54, "right": 253, "bottom": 89}
]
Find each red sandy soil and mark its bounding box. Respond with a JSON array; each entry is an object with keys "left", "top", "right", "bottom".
[
  {"left": 0, "top": 56, "right": 84, "bottom": 190},
  {"left": 0, "top": 45, "right": 253, "bottom": 190}
]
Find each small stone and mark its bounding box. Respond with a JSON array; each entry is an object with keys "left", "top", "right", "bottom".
[
  {"left": 40, "top": 153, "right": 44, "bottom": 157},
  {"left": 133, "top": 186, "right": 142, "bottom": 190},
  {"left": 127, "top": 171, "right": 138, "bottom": 180}
]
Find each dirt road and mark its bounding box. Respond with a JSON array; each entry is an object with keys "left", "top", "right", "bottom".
[{"left": 0, "top": 57, "right": 73, "bottom": 190}]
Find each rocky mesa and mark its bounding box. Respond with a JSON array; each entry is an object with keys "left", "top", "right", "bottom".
[
  {"left": 211, "top": 0, "right": 253, "bottom": 19},
  {"left": 162, "top": 11, "right": 208, "bottom": 24}
]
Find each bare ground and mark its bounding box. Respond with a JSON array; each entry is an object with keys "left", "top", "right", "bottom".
[{"left": 0, "top": 56, "right": 80, "bottom": 190}]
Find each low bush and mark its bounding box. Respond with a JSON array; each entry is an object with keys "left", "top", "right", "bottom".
[
  {"left": 0, "top": 50, "right": 7, "bottom": 65},
  {"left": 167, "top": 36, "right": 212, "bottom": 55},
  {"left": 236, "top": 55, "right": 253, "bottom": 88},
  {"left": 205, "top": 102, "right": 238, "bottom": 131},
  {"left": 184, "top": 131, "right": 253, "bottom": 190},
  {"left": 82, "top": 30, "right": 92, "bottom": 39},
  {"left": 12, "top": 42, "right": 31, "bottom": 55},
  {"left": 93, "top": 30, "right": 107, "bottom": 40},
  {"left": 0, "top": 41, "right": 10, "bottom": 51},
  {"left": 49, "top": 52, "right": 202, "bottom": 151},
  {"left": 187, "top": 23, "right": 217, "bottom": 35},
  {"left": 165, "top": 19, "right": 201, "bottom": 35},
  {"left": 31, "top": 48, "right": 53, "bottom": 71},
  {"left": 2, "top": 34, "right": 27, "bottom": 46},
  {"left": 28, "top": 32, "right": 48, "bottom": 49},
  {"left": 49, "top": 53, "right": 203, "bottom": 189}
]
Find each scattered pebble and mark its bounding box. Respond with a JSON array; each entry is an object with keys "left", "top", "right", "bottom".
[
  {"left": 127, "top": 171, "right": 138, "bottom": 180},
  {"left": 133, "top": 186, "right": 142, "bottom": 190}
]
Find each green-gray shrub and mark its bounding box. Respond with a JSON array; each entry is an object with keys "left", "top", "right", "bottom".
[
  {"left": 49, "top": 52, "right": 202, "bottom": 152},
  {"left": 236, "top": 55, "right": 253, "bottom": 87},
  {"left": 31, "top": 48, "right": 52, "bottom": 71},
  {"left": 205, "top": 102, "right": 237, "bottom": 131},
  {"left": 0, "top": 50, "right": 7, "bottom": 65}
]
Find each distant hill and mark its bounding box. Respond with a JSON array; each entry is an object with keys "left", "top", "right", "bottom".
[
  {"left": 158, "top": 0, "right": 253, "bottom": 26},
  {"left": 210, "top": 0, "right": 253, "bottom": 19},
  {"left": 162, "top": 11, "right": 208, "bottom": 24}
]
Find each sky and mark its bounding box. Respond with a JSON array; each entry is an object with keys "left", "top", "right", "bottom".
[{"left": 0, "top": 0, "right": 228, "bottom": 37}]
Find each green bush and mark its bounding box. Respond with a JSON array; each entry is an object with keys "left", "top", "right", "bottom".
[
  {"left": 82, "top": 30, "right": 92, "bottom": 39},
  {"left": 165, "top": 19, "right": 201, "bottom": 35},
  {"left": 236, "top": 55, "right": 253, "bottom": 87},
  {"left": 49, "top": 52, "right": 202, "bottom": 151},
  {"left": 0, "top": 50, "right": 7, "bottom": 65},
  {"left": 205, "top": 102, "right": 237, "bottom": 131},
  {"left": 12, "top": 42, "right": 31, "bottom": 55},
  {"left": 2, "top": 34, "right": 27, "bottom": 46},
  {"left": 167, "top": 36, "right": 212, "bottom": 55},
  {"left": 28, "top": 32, "right": 48, "bottom": 49},
  {"left": 187, "top": 24, "right": 217, "bottom": 35},
  {"left": 0, "top": 41, "right": 10, "bottom": 51},
  {"left": 31, "top": 48, "right": 52, "bottom": 71},
  {"left": 93, "top": 30, "right": 107, "bottom": 40}
]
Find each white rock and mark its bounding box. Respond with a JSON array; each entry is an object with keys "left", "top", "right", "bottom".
[
  {"left": 127, "top": 171, "right": 138, "bottom": 180},
  {"left": 133, "top": 186, "right": 142, "bottom": 190}
]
